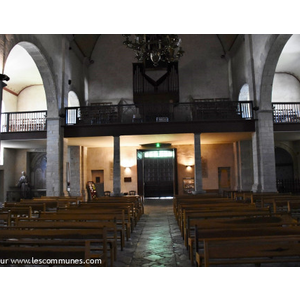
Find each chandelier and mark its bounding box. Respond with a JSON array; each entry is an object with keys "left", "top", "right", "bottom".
[{"left": 123, "top": 34, "right": 184, "bottom": 67}]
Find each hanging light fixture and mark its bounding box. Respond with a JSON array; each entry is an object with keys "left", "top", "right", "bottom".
[{"left": 123, "top": 34, "right": 184, "bottom": 67}]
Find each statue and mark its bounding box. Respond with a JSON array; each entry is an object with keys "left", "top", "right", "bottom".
[{"left": 17, "top": 171, "right": 30, "bottom": 199}]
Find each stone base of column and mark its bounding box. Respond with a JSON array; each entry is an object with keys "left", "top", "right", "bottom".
[
  {"left": 192, "top": 190, "right": 206, "bottom": 195},
  {"left": 251, "top": 183, "right": 262, "bottom": 193},
  {"left": 111, "top": 192, "right": 123, "bottom": 197}
]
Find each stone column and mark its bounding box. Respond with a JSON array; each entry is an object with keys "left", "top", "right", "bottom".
[
  {"left": 69, "top": 146, "right": 81, "bottom": 196},
  {"left": 0, "top": 75, "right": 9, "bottom": 203},
  {"left": 0, "top": 74, "right": 9, "bottom": 134},
  {"left": 193, "top": 133, "right": 205, "bottom": 194},
  {"left": 46, "top": 117, "right": 64, "bottom": 196},
  {"left": 113, "top": 136, "right": 121, "bottom": 196},
  {"left": 252, "top": 110, "right": 277, "bottom": 192},
  {"left": 233, "top": 142, "right": 240, "bottom": 191},
  {"left": 236, "top": 140, "right": 253, "bottom": 191}
]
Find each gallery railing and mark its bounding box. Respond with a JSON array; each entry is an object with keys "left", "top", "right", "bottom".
[
  {"left": 65, "top": 101, "right": 254, "bottom": 126},
  {"left": 273, "top": 103, "right": 300, "bottom": 123},
  {"left": 1, "top": 111, "right": 47, "bottom": 133}
]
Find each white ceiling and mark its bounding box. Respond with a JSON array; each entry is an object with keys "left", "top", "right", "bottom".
[{"left": 66, "top": 132, "right": 253, "bottom": 148}]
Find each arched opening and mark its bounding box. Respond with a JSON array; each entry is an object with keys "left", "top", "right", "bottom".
[
  {"left": 275, "top": 147, "right": 295, "bottom": 193},
  {"left": 238, "top": 83, "right": 250, "bottom": 101},
  {"left": 16, "top": 41, "right": 58, "bottom": 118},
  {"left": 2, "top": 40, "right": 59, "bottom": 197},
  {"left": 260, "top": 35, "right": 292, "bottom": 111},
  {"left": 2, "top": 44, "right": 48, "bottom": 133},
  {"left": 273, "top": 35, "right": 300, "bottom": 104},
  {"left": 68, "top": 91, "right": 80, "bottom": 107},
  {"left": 66, "top": 91, "right": 80, "bottom": 125},
  {"left": 3, "top": 44, "right": 47, "bottom": 113}
]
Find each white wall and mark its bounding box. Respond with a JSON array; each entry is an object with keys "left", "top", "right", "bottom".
[
  {"left": 272, "top": 73, "right": 300, "bottom": 102},
  {"left": 2, "top": 90, "right": 17, "bottom": 112},
  {"left": 17, "top": 85, "right": 47, "bottom": 111}
]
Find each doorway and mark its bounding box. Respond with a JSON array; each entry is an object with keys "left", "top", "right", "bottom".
[
  {"left": 137, "top": 149, "right": 177, "bottom": 198},
  {"left": 92, "top": 170, "right": 104, "bottom": 196},
  {"left": 218, "top": 167, "right": 231, "bottom": 193}
]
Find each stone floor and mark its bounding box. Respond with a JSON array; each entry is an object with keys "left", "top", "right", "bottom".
[{"left": 114, "top": 198, "right": 191, "bottom": 267}]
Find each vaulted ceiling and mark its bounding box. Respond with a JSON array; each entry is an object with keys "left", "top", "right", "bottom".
[{"left": 4, "top": 34, "right": 300, "bottom": 98}]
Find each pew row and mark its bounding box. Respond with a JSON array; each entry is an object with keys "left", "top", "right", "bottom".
[
  {"left": 0, "top": 228, "right": 108, "bottom": 266},
  {"left": 196, "top": 235, "right": 300, "bottom": 267}
]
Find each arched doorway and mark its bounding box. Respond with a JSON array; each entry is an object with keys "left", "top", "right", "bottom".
[{"left": 275, "top": 147, "right": 295, "bottom": 193}]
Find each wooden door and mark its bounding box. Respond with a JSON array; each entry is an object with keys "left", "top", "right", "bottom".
[
  {"left": 144, "top": 154, "right": 174, "bottom": 197},
  {"left": 218, "top": 167, "right": 231, "bottom": 193}
]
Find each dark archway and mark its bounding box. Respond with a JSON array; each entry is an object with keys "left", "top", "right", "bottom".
[{"left": 275, "top": 147, "right": 295, "bottom": 193}]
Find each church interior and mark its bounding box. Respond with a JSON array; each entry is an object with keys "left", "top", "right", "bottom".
[{"left": 0, "top": 10, "right": 299, "bottom": 298}]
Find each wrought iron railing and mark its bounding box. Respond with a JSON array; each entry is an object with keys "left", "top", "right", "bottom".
[
  {"left": 273, "top": 103, "right": 300, "bottom": 123},
  {"left": 1, "top": 111, "right": 47, "bottom": 133},
  {"left": 65, "top": 101, "right": 254, "bottom": 126}
]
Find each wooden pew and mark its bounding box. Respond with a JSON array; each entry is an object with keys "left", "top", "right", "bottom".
[
  {"left": 4, "top": 202, "right": 46, "bottom": 213},
  {"left": 20, "top": 199, "right": 59, "bottom": 210},
  {"left": 0, "top": 228, "right": 108, "bottom": 266},
  {"left": 174, "top": 198, "right": 240, "bottom": 224},
  {"left": 184, "top": 209, "right": 277, "bottom": 248},
  {"left": 14, "top": 219, "right": 117, "bottom": 266},
  {"left": 33, "top": 196, "right": 82, "bottom": 207},
  {"left": 179, "top": 203, "right": 268, "bottom": 235},
  {"left": 187, "top": 214, "right": 298, "bottom": 265},
  {"left": 0, "top": 206, "right": 33, "bottom": 223},
  {"left": 91, "top": 196, "right": 144, "bottom": 221},
  {"left": 38, "top": 211, "right": 127, "bottom": 249},
  {"left": 0, "top": 212, "right": 11, "bottom": 226},
  {"left": 73, "top": 202, "right": 136, "bottom": 229},
  {"left": 196, "top": 235, "right": 300, "bottom": 267},
  {"left": 57, "top": 205, "right": 133, "bottom": 236},
  {"left": 192, "top": 225, "right": 300, "bottom": 266}
]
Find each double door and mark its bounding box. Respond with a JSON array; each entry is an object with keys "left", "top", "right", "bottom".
[{"left": 137, "top": 150, "right": 176, "bottom": 198}]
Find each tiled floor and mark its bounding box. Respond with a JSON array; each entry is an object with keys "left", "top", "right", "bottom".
[{"left": 114, "top": 198, "right": 191, "bottom": 267}]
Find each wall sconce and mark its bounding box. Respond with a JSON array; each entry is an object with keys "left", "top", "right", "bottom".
[
  {"left": 186, "top": 165, "right": 193, "bottom": 171},
  {"left": 124, "top": 167, "right": 131, "bottom": 174}
]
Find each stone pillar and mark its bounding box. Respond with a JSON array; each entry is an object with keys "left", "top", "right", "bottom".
[
  {"left": 235, "top": 140, "right": 253, "bottom": 191},
  {"left": 113, "top": 136, "right": 121, "bottom": 196},
  {"left": 193, "top": 133, "right": 205, "bottom": 194},
  {"left": 0, "top": 74, "right": 9, "bottom": 137},
  {"left": 252, "top": 110, "right": 277, "bottom": 192},
  {"left": 69, "top": 146, "right": 81, "bottom": 196},
  {"left": 0, "top": 75, "right": 9, "bottom": 203},
  {"left": 233, "top": 142, "right": 240, "bottom": 191},
  {"left": 46, "top": 117, "right": 64, "bottom": 196}
]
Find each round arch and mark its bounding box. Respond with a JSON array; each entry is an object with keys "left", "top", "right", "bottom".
[
  {"left": 259, "top": 35, "right": 292, "bottom": 110},
  {"left": 68, "top": 91, "right": 80, "bottom": 107},
  {"left": 4, "top": 40, "right": 58, "bottom": 118},
  {"left": 238, "top": 83, "right": 250, "bottom": 101}
]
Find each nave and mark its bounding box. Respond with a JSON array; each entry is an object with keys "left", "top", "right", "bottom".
[{"left": 114, "top": 199, "right": 190, "bottom": 267}]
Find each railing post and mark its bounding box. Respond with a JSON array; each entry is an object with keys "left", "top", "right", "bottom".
[{"left": 6, "top": 113, "right": 9, "bottom": 133}]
